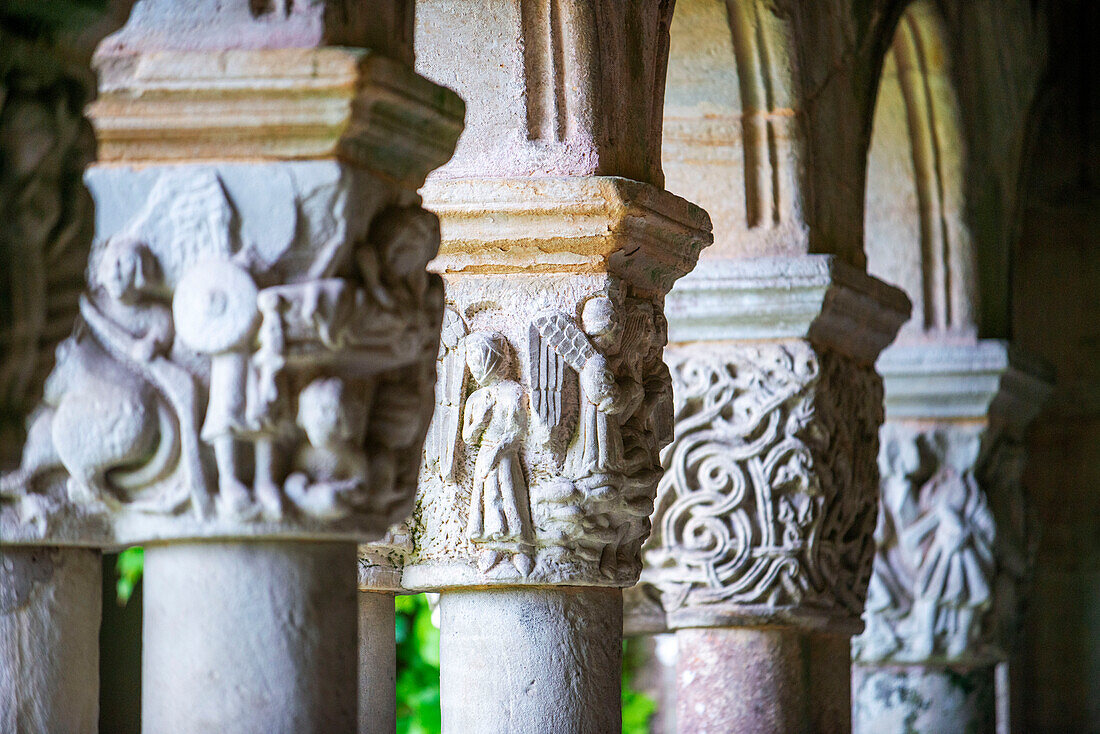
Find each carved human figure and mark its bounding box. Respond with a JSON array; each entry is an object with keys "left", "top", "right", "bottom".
[
  {"left": 283, "top": 377, "right": 370, "bottom": 519},
  {"left": 173, "top": 260, "right": 264, "bottom": 517},
  {"left": 566, "top": 296, "right": 642, "bottom": 480},
  {"left": 357, "top": 206, "right": 440, "bottom": 314},
  {"left": 93, "top": 236, "right": 174, "bottom": 362},
  {"left": 461, "top": 331, "right": 533, "bottom": 574},
  {"left": 905, "top": 468, "right": 996, "bottom": 659}
]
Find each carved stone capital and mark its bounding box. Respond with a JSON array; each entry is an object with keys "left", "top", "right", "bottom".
[
  {"left": 638, "top": 340, "right": 885, "bottom": 634},
  {"left": 853, "top": 341, "right": 1052, "bottom": 666},
  {"left": 361, "top": 179, "right": 712, "bottom": 591},
  {"left": 626, "top": 257, "right": 909, "bottom": 634},
  {"left": 0, "top": 22, "right": 463, "bottom": 548}
]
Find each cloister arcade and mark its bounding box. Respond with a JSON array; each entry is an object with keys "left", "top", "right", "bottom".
[{"left": 1, "top": 1, "right": 1096, "bottom": 733}]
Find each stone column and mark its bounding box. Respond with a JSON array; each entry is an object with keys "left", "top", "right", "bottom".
[
  {"left": 638, "top": 261, "right": 907, "bottom": 734},
  {"left": 625, "top": 2, "right": 910, "bottom": 732},
  {"left": 360, "top": 2, "right": 712, "bottom": 732},
  {"left": 0, "top": 16, "right": 108, "bottom": 733},
  {"left": 851, "top": 7, "right": 1053, "bottom": 730},
  {"left": 851, "top": 343, "right": 1051, "bottom": 734},
  {"left": 358, "top": 553, "right": 399, "bottom": 734},
  {"left": 1, "top": 2, "right": 463, "bottom": 732}
]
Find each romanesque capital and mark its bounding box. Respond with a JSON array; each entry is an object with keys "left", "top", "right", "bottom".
[
  {"left": 377, "top": 178, "right": 713, "bottom": 591},
  {"left": 853, "top": 342, "right": 1052, "bottom": 665},
  {"left": 359, "top": 0, "right": 712, "bottom": 595},
  {"left": 0, "top": 1, "right": 464, "bottom": 548},
  {"left": 630, "top": 256, "right": 910, "bottom": 633}
]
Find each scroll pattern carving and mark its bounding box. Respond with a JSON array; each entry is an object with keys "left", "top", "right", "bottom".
[
  {"left": 407, "top": 288, "right": 673, "bottom": 587},
  {"left": 1, "top": 166, "right": 443, "bottom": 542},
  {"left": 639, "top": 341, "right": 883, "bottom": 629},
  {"left": 853, "top": 424, "right": 1030, "bottom": 664}
]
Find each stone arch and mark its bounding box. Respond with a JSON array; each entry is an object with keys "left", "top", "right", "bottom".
[
  {"left": 864, "top": 0, "right": 1048, "bottom": 340},
  {"left": 865, "top": 0, "right": 976, "bottom": 340},
  {"left": 661, "top": 0, "right": 904, "bottom": 266}
]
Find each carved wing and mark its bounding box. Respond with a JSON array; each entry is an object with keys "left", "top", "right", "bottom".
[
  {"left": 619, "top": 304, "right": 654, "bottom": 359},
  {"left": 531, "top": 310, "right": 596, "bottom": 372},
  {"left": 114, "top": 171, "right": 236, "bottom": 290},
  {"left": 425, "top": 307, "right": 467, "bottom": 481}
]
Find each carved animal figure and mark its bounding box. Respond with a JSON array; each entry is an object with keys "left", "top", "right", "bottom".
[{"left": 1, "top": 331, "right": 179, "bottom": 509}]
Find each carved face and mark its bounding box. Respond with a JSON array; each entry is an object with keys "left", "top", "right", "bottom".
[
  {"left": 465, "top": 332, "right": 508, "bottom": 385},
  {"left": 99, "top": 238, "right": 156, "bottom": 303},
  {"left": 581, "top": 296, "right": 621, "bottom": 350},
  {"left": 297, "top": 378, "right": 368, "bottom": 447}
]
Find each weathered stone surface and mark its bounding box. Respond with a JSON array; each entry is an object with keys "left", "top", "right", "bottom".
[
  {"left": 90, "top": 48, "right": 463, "bottom": 186},
  {"left": 396, "top": 179, "right": 711, "bottom": 590},
  {"left": 143, "top": 541, "right": 357, "bottom": 734},
  {"left": 676, "top": 627, "right": 851, "bottom": 734},
  {"left": 852, "top": 664, "right": 996, "bottom": 734},
  {"left": 0, "top": 162, "right": 442, "bottom": 547},
  {"left": 1, "top": 27, "right": 464, "bottom": 548},
  {"left": 852, "top": 343, "right": 1051, "bottom": 734},
  {"left": 439, "top": 586, "right": 622, "bottom": 734},
  {"left": 98, "top": 0, "right": 416, "bottom": 61},
  {"left": 0, "top": 547, "right": 101, "bottom": 734},
  {"left": 416, "top": 0, "right": 674, "bottom": 187},
  {"left": 358, "top": 592, "right": 396, "bottom": 734},
  {"left": 633, "top": 258, "right": 909, "bottom": 632}
]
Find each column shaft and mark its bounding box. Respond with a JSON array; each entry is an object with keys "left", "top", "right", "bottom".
[
  {"left": 142, "top": 541, "right": 357, "bottom": 734},
  {"left": 359, "top": 591, "right": 396, "bottom": 734},
  {"left": 852, "top": 664, "right": 995, "bottom": 734},
  {"left": 675, "top": 628, "right": 852, "bottom": 734},
  {"left": 440, "top": 587, "right": 622, "bottom": 734},
  {"left": 0, "top": 547, "right": 101, "bottom": 734}
]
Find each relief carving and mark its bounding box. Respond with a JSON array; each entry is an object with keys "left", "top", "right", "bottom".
[
  {"left": 854, "top": 424, "right": 1025, "bottom": 665},
  {"left": 1, "top": 167, "right": 443, "bottom": 540},
  {"left": 406, "top": 289, "right": 674, "bottom": 587},
  {"left": 638, "top": 342, "right": 883, "bottom": 630}
]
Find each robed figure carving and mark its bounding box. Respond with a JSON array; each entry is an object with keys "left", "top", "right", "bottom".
[{"left": 462, "top": 331, "right": 534, "bottom": 575}]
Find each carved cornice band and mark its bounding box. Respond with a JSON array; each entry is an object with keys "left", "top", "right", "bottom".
[
  {"left": 424, "top": 176, "right": 713, "bottom": 296},
  {"left": 878, "top": 341, "right": 1053, "bottom": 426},
  {"left": 665, "top": 255, "right": 911, "bottom": 364},
  {"left": 90, "top": 48, "right": 464, "bottom": 188}
]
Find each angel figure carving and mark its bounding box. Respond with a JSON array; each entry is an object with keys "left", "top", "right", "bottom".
[
  {"left": 461, "top": 332, "right": 534, "bottom": 575},
  {"left": 905, "top": 467, "right": 996, "bottom": 659},
  {"left": 531, "top": 296, "right": 642, "bottom": 484}
]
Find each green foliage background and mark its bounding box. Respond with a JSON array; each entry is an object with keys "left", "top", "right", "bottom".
[{"left": 115, "top": 552, "right": 656, "bottom": 733}]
